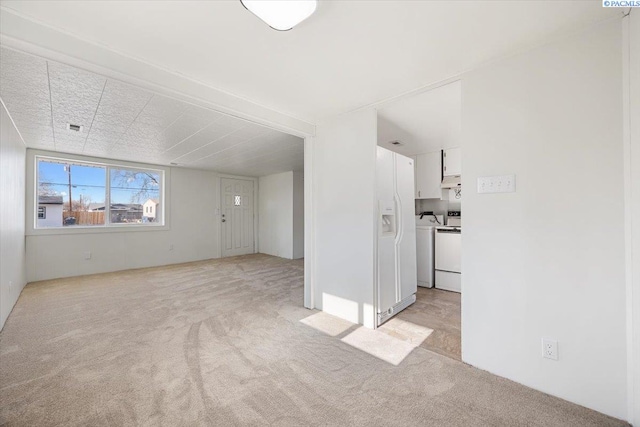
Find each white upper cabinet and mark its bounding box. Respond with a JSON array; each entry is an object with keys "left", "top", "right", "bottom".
[
  {"left": 415, "top": 151, "right": 442, "bottom": 199},
  {"left": 443, "top": 147, "right": 461, "bottom": 176}
]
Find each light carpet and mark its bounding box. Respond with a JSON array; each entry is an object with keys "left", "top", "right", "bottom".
[{"left": 0, "top": 254, "right": 626, "bottom": 426}]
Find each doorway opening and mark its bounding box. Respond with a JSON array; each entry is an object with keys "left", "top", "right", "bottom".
[
  {"left": 375, "top": 80, "right": 462, "bottom": 360},
  {"left": 217, "top": 135, "right": 306, "bottom": 312}
]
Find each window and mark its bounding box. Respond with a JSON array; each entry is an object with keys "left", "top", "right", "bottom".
[
  {"left": 35, "top": 156, "right": 164, "bottom": 228},
  {"left": 234, "top": 195, "right": 242, "bottom": 206},
  {"left": 110, "top": 168, "right": 161, "bottom": 224}
]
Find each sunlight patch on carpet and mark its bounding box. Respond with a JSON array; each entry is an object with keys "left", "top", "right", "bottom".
[
  {"left": 300, "top": 311, "right": 355, "bottom": 337},
  {"left": 377, "top": 317, "right": 434, "bottom": 347},
  {"left": 341, "top": 327, "right": 416, "bottom": 366}
]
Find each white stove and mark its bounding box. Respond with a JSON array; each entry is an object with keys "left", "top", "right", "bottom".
[
  {"left": 435, "top": 211, "right": 462, "bottom": 293},
  {"left": 446, "top": 210, "right": 461, "bottom": 227}
]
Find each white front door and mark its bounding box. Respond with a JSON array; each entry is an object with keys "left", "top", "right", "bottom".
[{"left": 221, "top": 178, "right": 255, "bottom": 257}]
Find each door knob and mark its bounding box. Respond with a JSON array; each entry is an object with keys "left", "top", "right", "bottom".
[{"left": 222, "top": 219, "right": 226, "bottom": 222}]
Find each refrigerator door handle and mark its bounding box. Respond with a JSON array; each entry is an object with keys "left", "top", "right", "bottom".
[{"left": 394, "top": 194, "right": 403, "bottom": 244}]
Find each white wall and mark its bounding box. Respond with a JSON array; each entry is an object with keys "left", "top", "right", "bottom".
[
  {"left": 258, "top": 170, "right": 304, "bottom": 260},
  {"left": 0, "top": 101, "right": 27, "bottom": 330},
  {"left": 461, "top": 20, "right": 626, "bottom": 420},
  {"left": 26, "top": 150, "right": 224, "bottom": 281},
  {"left": 312, "top": 109, "right": 377, "bottom": 328},
  {"left": 624, "top": 10, "right": 640, "bottom": 426},
  {"left": 293, "top": 170, "right": 304, "bottom": 259},
  {"left": 259, "top": 171, "right": 294, "bottom": 259}
]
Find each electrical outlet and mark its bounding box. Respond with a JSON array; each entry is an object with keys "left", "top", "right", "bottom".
[
  {"left": 542, "top": 338, "right": 558, "bottom": 361},
  {"left": 83, "top": 251, "right": 91, "bottom": 260},
  {"left": 169, "top": 244, "right": 174, "bottom": 251}
]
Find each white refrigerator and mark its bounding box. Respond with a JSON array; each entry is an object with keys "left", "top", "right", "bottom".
[{"left": 376, "top": 147, "right": 417, "bottom": 326}]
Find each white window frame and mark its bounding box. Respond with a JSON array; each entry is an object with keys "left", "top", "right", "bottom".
[{"left": 27, "top": 149, "right": 170, "bottom": 236}]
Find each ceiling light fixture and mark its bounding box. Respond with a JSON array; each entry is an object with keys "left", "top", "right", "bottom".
[{"left": 240, "top": 0, "right": 317, "bottom": 31}]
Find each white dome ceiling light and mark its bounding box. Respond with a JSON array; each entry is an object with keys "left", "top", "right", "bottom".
[{"left": 240, "top": 0, "right": 317, "bottom": 31}]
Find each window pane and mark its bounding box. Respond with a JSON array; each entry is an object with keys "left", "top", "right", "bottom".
[
  {"left": 110, "top": 168, "right": 161, "bottom": 225},
  {"left": 37, "top": 159, "right": 106, "bottom": 227}
]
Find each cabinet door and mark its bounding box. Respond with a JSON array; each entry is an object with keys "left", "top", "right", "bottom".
[
  {"left": 443, "top": 147, "right": 461, "bottom": 176},
  {"left": 415, "top": 151, "right": 442, "bottom": 199}
]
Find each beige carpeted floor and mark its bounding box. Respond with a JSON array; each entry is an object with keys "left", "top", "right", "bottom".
[{"left": 0, "top": 254, "right": 626, "bottom": 426}]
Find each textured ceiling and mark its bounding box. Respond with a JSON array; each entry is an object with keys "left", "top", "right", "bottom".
[
  {"left": 0, "top": 1, "right": 619, "bottom": 121},
  {"left": 0, "top": 47, "right": 303, "bottom": 177}
]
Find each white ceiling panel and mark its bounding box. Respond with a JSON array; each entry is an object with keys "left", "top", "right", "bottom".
[
  {"left": 173, "top": 133, "right": 247, "bottom": 164},
  {"left": 18, "top": 132, "right": 55, "bottom": 150},
  {"left": 102, "top": 142, "right": 167, "bottom": 165},
  {"left": 121, "top": 121, "right": 164, "bottom": 147},
  {"left": 232, "top": 123, "right": 272, "bottom": 140},
  {"left": 157, "top": 113, "right": 213, "bottom": 150},
  {"left": 183, "top": 104, "right": 225, "bottom": 122},
  {"left": 54, "top": 131, "right": 87, "bottom": 151},
  {"left": 206, "top": 140, "right": 288, "bottom": 163},
  {"left": 195, "top": 136, "right": 303, "bottom": 172},
  {"left": 0, "top": 48, "right": 53, "bottom": 147},
  {"left": 0, "top": 48, "right": 45, "bottom": 83},
  {"left": 48, "top": 61, "right": 106, "bottom": 150},
  {"left": 84, "top": 127, "right": 130, "bottom": 152},
  {"left": 0, "top": 85, "right": 51, "bottom": 110},
  {"left": 8, "top": 111, "right": 52, "bottom": 132},
  {"left": 224, "top": 144, "right": 304, "bottom": 167},
  {"left": 135, "top": 95, "right": 186, "bottom": 128},
  {"left": 208, "top": 113, "right": 248, "bottom": 130},
  {"left": 89, "top": 79, "right": 152, "bottom": 134},
  {"left": 0, "top": 46, "right": 303, "bottom": 177},
  {"left": 163, "top": 122, "right": 240, "bottom": 160}
]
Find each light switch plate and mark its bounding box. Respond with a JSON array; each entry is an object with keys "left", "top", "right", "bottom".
[{"left": 477, "top": 175, "right": 516, "bottom": 194}]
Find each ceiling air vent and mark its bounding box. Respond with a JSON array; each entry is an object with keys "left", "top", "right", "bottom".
[
  {"left": 67, "top": 123, "right": 83, "bottom": 132},
  {"left": 389, "top": 140, "right": 404, "bottom": 146}
]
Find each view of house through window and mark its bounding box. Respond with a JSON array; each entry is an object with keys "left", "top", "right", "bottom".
[
  {"left": 36, "top": 157, "right": 163, "bottom": 228},
  {"left": 110, "top": 168, "right": 161, "bottom": 224}
]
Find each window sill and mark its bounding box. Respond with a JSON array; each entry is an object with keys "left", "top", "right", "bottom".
[{"left": 27, "top": 223, "right": 170, "bottom": 236}]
